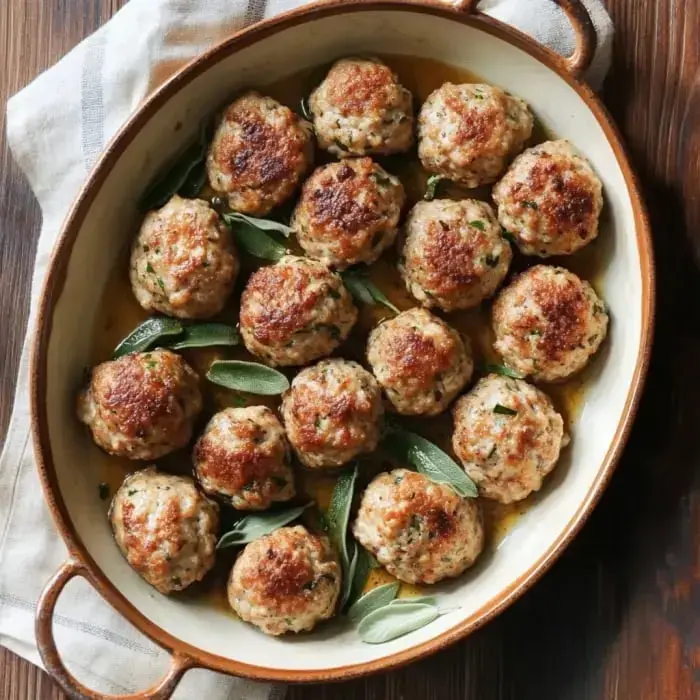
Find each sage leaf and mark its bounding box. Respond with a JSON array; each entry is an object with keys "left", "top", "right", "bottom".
[
  {"left": 367, "top": 551, "right": 381, "bottom": 569},
  {"left": 388, "top": 596, "right": 437, "bottom": 608},
  {"left": 168, "top": 323, "right": 240, "bottom": 350},
  {"left": 345, "top": 544, "right": 373, "bottom": 610},
  {"left": 502, "top": 231, "right": 517, "bottom": 245},
  {"left": 483, "top": 363, "right": 525, "bottom": 380},
  {"left": 206, "top": 360, "right": 290, "bottom": 395},
  {"left": 326, "top": 464, "right": 358, "bottom": 574},
  {"left": 223, "top": 212, "right": 294, "bottom": 238},
  {"left": 358, "top": 603, "right": 440, "bottom": 644},
  {"left": 346, "top": 582, "right": 399, "bottom": 622},
  {"left": 341, "top": 541, "right": 359, "bottom": 609},
  {"left": 469, "top": 220, "right": 486, "bottom": 231},
  {"left": 217, "top": 503, "right": 311, "bottom": 549},
  {"left": 424, "top": 175, "right": 446, "bottom": 201},
  {"left": 342, "top": 269, "right": 399, "bottom": 314},
  {"left": 222, "top": 213, "right": 288, "bottom": 261},
  {"left": 139, "top": 123, "right": 210, "bottom": 211},
  {"left": 300, "top": 96, "right": 312, "bottom": 121},
  {"left": 383, "top": 428, "right": 478, "bottom": 498},
  {"left": 112, "top": 317, "right": 184, "bottom": 358}
]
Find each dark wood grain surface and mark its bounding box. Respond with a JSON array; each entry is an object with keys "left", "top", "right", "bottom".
[{"left": 1, "top": 1, "right": 699, "bottom": 698}]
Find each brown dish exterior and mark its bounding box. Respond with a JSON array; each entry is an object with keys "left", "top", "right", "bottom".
[{"left": 30, "top": 0, "right": 654, "bottom": 696}]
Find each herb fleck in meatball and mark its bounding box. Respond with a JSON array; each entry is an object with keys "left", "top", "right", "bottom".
[
  {"left": 291, "top": 158, "right": 405, "bottom": 269},
  {"left": 309, "top": 57, "right": 414, "bottom": 157},
  {"left": 492, "top": 265, "right": 609, "bottom": 381},
  {"left": 493, "top": 140, "right": 604, "bottom": 257},
  {"left": 228, "top": 525, "right": 341, "bottom": 636},
  {"left": 110, "top": 467, "right": 219, "bottom": 594},
  {"left": 239, "top": 255, "right": 357, "bottom": 367},
  {"left": 399, "top": 199, "right": 512, "bottom": 311},
  {"left": 77, "top": 350, "right": 202, "bottom": 460},
  {"left": 418, "top": 83, "right": 533, "bottom": 188},
  {"left": 353, "top": 469, "right": 483, "bottom": 585},
  {"left": 281, "top": 359, "right": 383, "bottom": 470},
  {"left": 207, "top": 91, "right": 314, "bottom": 215},
  {"left": 367, "top": 308, "right": 473, "bottom": 416},
  {"left": 452, "top": 375, "right": 568, "bottom": 503},
  {"left": 130, "top": 195, "right": 239, "bottom": 319},
  {"left": 193, "top": 406, "right": 295, "bottom": 510}
]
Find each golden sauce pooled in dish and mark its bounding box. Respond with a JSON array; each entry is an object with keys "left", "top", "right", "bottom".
[{"left": 91, "top": 54, "right": 608, "bottom": 607}]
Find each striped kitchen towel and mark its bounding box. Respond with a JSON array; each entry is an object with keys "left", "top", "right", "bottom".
[{"left": 2, "top": 0, "right": 612, "bottom": 696}]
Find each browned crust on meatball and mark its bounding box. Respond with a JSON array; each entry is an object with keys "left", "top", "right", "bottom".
[
  {"left": 443, "top": 89, "right": 506, "bottom": 156},
  {"left": 326, "top": 61, "right": 398, "bottom": 114},
  {"left": 92, "top": 352, "right": 197, "bottom": 441},
  {"left": 501, "top": 268, "right": 590, "bottom": 363},
  {"left": 508, "top": 155, "right": 597, "bottom": 241},
  {"left": 240, "top": 263, "right": 323, "bottom": 345},
  {"left": 194, "top": 420, "right": 285, "bottom": 493},
  {"left": 381, "top": 326, "right": 455, "bottom": 390}
]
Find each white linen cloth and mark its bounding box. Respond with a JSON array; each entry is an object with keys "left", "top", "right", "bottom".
[{"left": 1, "top": 0, "right": 613, "bottom": 696}]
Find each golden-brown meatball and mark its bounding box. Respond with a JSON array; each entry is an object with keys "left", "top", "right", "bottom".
[
  {"left": 452, "top": 375, "right": 568, "bottom": 503},
  {"left": 418, "top": 83, "right": 533, "bottom": 187},
  {"left": 399, "top": 199, "right": 512, "bottom": 311},
  {"left": 239, "top": 256, "right": 357, "bottom": 367},
  {"left": 130, "top": 195, "right": 239, "bottom": 319},
  {"left": 193, "top": 406, "right": 295, "bottom": 510},
  {"left": 492, "top": 140, "right": 604, "bottom": 257},
  {"left": 227, "top": 525, "right": 341, "bottom": 636},
  {"left": 207, "top": 92, "right": 314, "bottom": 215},
  {"left": 110, "top": 467, "right": 219, "bottom": 594},
  {"left": 353, "top": 469, "right": 483, "bottom": 585},
  {"left": 367, "top": 308, "right": 473, "bottom": 416},
  {"left": 77, "top": 350, "right": 202, "bottom": 460},
  {"left": 309, "top": 57, "right": 414, "bottom": 157},
  {"left": 281, "top": 359, "right": 383, "bottom": 470},
  {"left": 291, "top": 158, "right": 405, "bottom": 269},
  {"left": 492, "top": 265, "right": 609, "bottom": 381}
]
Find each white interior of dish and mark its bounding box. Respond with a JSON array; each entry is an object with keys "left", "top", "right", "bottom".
[{"left": 44, "top": 9, "right": 641, "bottom": 671}]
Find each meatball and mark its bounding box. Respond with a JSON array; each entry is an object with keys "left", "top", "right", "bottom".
[
  {"left": 193, "top": 406, "right": 294, "bottom": 510},
  {"left": 492, "top": 265, "right": 609, "bottom": 381},
  {"left": 281, "top": 359, "right": 383, "bottom": 470},
  {"left": 399, "top": 199, "right": 512, "bottom": 311},
  {"left": 309, "top": 57, "right": 414, "bottom": 158},
  {"left": 130, "top": 195, "right": 239, "bottom": 319},
  {"left": 228, "top": 525, "right": 341, "bottom": 636},
  {"left": 367, "top": 308, "right": 473, "bottom": 416},
  {"left": 452, "top": 375, "right": 568, "bottom": 503},
  {"left": 110, "top": 467, "right": 219, "bottom": 594},
  {"left": 206, "top": 91, "right": 314, "bottom": 215},
  {"left": 77, "top": 350, "right": 202, "bottom": 460},
  {"left": 291, "top": 158, "right": 405, "bottom": 269},
  {"left": 239, "top": 255, "right": 357, "bottom": 367},
  {"left": 418, "top": 83, "right": 533, "bottom": 187},
  {"left": 492, "top": 140, "right": 604, "bottom": 257},
  {"left": 353, "top": 469, "right": 483, "bottom": 585}
]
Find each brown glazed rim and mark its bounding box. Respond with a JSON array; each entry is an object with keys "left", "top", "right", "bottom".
[{"left": 30, "top": 0, "right": 655, "bottom": 687}]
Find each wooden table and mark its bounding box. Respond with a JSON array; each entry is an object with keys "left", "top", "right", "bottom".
[{"left": 1, "top": 1, "right": 699, "bottom": 698}]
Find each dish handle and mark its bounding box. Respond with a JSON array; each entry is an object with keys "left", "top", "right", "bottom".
[
  {"left": 440, "top": 0, "right": 597, "bottom": 79},
  {"left": 35, "top": 558, "right": 194, "bottom": 700}
]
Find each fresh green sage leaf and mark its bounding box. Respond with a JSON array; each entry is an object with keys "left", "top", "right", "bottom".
[
  {"left": 345, "top": 544, "right": 373, "bottom": 610},
  {"left": 387, "top": 596, "right": 437, "bottom": 608},
  {"left": 216, "top": 503, "right": 311, "bottom": 549},
  {"left": 502, "top": 231, "right": 517, "bottom": 244},
  {"left": 483, "top": 363, "right": 525, "bottom": 379},
  {"left": 358, "top": 603, "right": 440, "bottom": 644},
  {"left": 469, "top": 220, "right": 486, "bottom": 231},
  {"left": 206, "top": 360, "right": 290, "bottom": 395},
  {"left": 341, "top": 540, "right": 359, "bottom": 609},
  {"left": 342, "top": 269, "right": 400, "bottom": 314},
  {"left": 383, "top": 428, "right": 478, "bottom": 498},
  {"left": 178, "top": 160, "right": 207, "bottom": 198},
  {"left": 112, "top": 317, "right": 184, "bottom": 358},
  {"left": 223, "top": 212, "right": 294, "bottom": 238},
  {"left": 300, "top": 96, "right": 312, "bottom": 121},
  {"left": 494, "top": 404, "right": 518, "bottom": 416},
  {"left": 347, "top": 582, "right": 400, "bottom": 622},
  {"left": 424, "top": 175, "right": 446, "bottom": 201},
  {"left": 168, "top": 323, "right": 240, "bottom": 350},
  {"left": 327, "top": 464, "right": 358, "bottom": 575},
  {"left": 222, "top": 213, "right": 288, "bottom": 260},
  {"left": 367, "top": 551, "right": 381, "bottom": 569}
]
